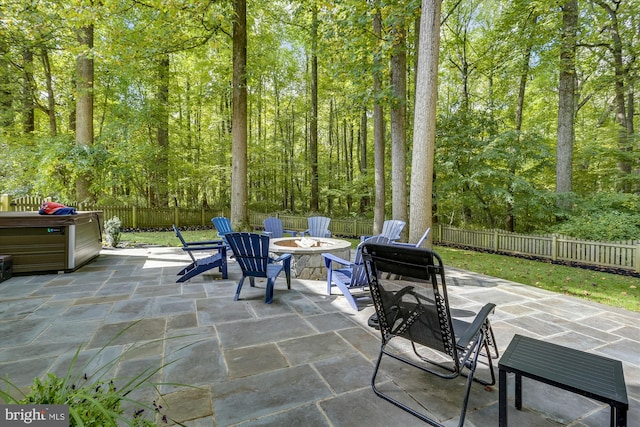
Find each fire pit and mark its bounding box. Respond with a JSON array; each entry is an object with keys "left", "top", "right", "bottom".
[{"left": 269, "top": 237, "right": 351, "bottom": 280}]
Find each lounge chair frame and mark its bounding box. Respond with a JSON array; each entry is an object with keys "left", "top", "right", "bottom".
[{"left": 362, "top": 243, "right": 496, "bottom": 427}]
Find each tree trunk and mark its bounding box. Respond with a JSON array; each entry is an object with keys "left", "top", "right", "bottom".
[
  {"left": 155, "top": 54, "right": 170, "bottom": 208},
  {"left": 507, "top": 26, "right": 534, "bottom": 231},
  {"left": 359, "top": 108, "right": 370, "bottom": 214},
  {"left": 40, "top": 48, "right": 57, "bottom": 136},
  {"left": 409, "top": 0, "right": 442, "bottom": 245},
  {"left": 346, "top": 118, "right": 353, "bottom": 211},
  {"left": 327, "top": 98, "right": 334, "bottom": 214},
  {"left": 0, "top": 41, "right": 12, "bottom": 127},
  {"left": 310, "top": 3, "right": 320, "bottom": 212},
  {"left": 75, "top": 23, "right": 94, "bottom": 202},
  {"left": 593, "top": 0, "right": 632, "bottom": 192},
  {"left": 390, "top": 21, "right": 407, "bottom": 238},
  {"left": 372, "top": 6, "right": 385, "bottom": 235},
  {"left": 22, "top": 48, "right": 35, "bottom": 134},
  {"left": 231, "top": 0, "right": 249, "bottom": 229},
  {"left": 556, "top": 0, "right": 577, "bottom": 211}
]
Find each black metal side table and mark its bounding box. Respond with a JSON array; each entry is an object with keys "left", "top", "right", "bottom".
[{"left": 498, "top": 334, "right": 628, "bottom": 427}]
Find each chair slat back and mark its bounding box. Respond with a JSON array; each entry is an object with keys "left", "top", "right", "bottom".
[
  {"left": 263, "top": 217, "right": 284, "bottom": 238},
  {"left": 380, "top": 220, "right": 406, "bottom": 241},
  {"left": 351, "top": 235, "right": 391, "bottom": 286},
  {"left": 362, "top": 243, "right": 459, "bottom": 369},
  {"left": 212, "top": 217, "right": 233, "bottom": 235},
  {"left": 226, "top": 232, "right": 270, "bottom": 277},
  {"left": 415, "top": 227, "right": 431, "bottom": 248},
  {"left": 173, "top": 225, "right": 196, "bottom": 263},
  {"left": 307, "top": 216, "right": 331, "bottom": 237}
]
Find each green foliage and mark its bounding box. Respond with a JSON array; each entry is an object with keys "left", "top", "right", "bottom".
[
  {"left": 548, "top": 193, "right": 640, "bottom": 241},
  {"left": 1, "top": 0, "right": 639, "bottom": 230},
  {"left": 436, "top": 110, "right": 555, "bottom": 231},
  {"left": 0, "top": 322, "right": 183, "bottom": 426},
  {"left": 104, "top": 216, "right": 122, "bottom": 247},
  {"left": 14, "top": 374, "right": 154, "bottom": 427}
]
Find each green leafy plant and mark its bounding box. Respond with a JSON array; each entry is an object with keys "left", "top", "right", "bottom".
[
  {"left": 104, "top": 216, "right": 122, "bottom": 248},
  {"left": 0, "top": 322, "right": 192, "bottom": 426}
]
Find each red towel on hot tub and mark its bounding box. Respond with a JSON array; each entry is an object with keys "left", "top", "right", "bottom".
[{"left": 39, "top": 201, "right": 77, "bottom": 215}]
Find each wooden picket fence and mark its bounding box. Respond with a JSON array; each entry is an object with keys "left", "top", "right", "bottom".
[
  {"left": 2, "top": 194, "right": 638, "bottom": 272},
  {"left": 437, "top": 225, "right": 639, "bottom": 272}
]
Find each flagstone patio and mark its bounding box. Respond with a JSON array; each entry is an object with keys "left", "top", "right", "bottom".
[{"left": 0, "top": 246, "right": 638, "bottom": 426}]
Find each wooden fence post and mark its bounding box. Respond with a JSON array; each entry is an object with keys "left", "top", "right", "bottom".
[
  {"left": 0, "top": 194, "right": 10, "bottom": 212},
  {"left": 552, "top": 235, "right": 558, "bottom": 261},
  {"left": 174, "top": 206, "right": 179, "bottom": 227},
  {"left": 494, "top": 230, "right": 499, "bottom": 252},
  {"left": 635, "top": 244, "right": 640, "bottom": 273},
  {"left": 132, "top": 206, "right": 138, "bottom": 229}
]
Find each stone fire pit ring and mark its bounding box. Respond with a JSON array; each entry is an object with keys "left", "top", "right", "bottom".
[{"left": 269, "top": 237, "right": 351, "bottom": 280}]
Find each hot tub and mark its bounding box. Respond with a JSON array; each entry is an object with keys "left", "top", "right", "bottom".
[
  {"left": 270, "top": 237, "right": 351, "bottom": 280},
  {"left": 0, "top": 211, "right": 103, "bottom": 274}
]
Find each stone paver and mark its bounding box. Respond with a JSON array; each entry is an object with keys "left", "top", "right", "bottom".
[{"left": 0, "top": 246, "right": 637, "bottom": 426}]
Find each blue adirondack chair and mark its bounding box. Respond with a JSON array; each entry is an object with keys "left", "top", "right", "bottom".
[
  {"left": 393, "top": 227, "right": 431, "bottom": 248},
  {"left": 263, "top": 217, "right": 298, "bottom": 238},
  {"left": 211, "top": 217, "right": 233, "bottom": 246},
  {"left": 303, "top": 216, "right": 331, "bottom": 237},
  {"left": 173, "top": 225, "right": 227, "bottom": 282},
  {"left": 225, "top": 232, "right": 292, "bottom": 304},
  {"left": 322, "top": 235, "right": 391, "bottom": 310},
  {"left": 361, "top": 219, "right": 406, "bottom": 242}
]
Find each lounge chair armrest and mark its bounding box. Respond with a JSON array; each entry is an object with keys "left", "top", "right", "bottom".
[
  {"left": 456, "top": 303, "right": 496, "bottom": 349},
  {"left": 263, "top": 231, "right": 273, "bottom": 237},
  {"left": 322, "top": 252, "right": 353, "bottom": 268}
]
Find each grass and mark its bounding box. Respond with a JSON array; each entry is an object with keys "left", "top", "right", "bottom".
[
  {"left": 120, "top": 230, "right": 640, "bottom": 312},
  {"left": 434, "top": 246, "right": 639, "bottom": 312}
]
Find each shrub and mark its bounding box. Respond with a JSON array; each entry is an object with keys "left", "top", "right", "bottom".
[
  {"left": 550, "top": 211, "right": 640, "bottom": 241},
  {"left": 104, "top": 216, "right": 122, "bottom": 247}
]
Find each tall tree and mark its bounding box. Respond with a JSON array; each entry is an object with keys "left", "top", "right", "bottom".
[
  {"left": 592, "top": 0, "right": 635, "bottom": 192},
  {"left": 359, "top": 108, "right": 370, "bottom": 213},
  {"left": 390, "top": 17, "right": 408, "bottom": 236},
  {"left": 75, "top": 11, "right": 94, "bottom": 202},
  {"left": 39, "top": 47, "right": 57, "bottom": 136},
  {"left": 372, "top": 5, "right": 385, "bottom": 235},
  {"left": 154, "top": 54, "right": 170, "bottom": 207},
  {"left": 310, "top": 2, "right": 320, "bottom": 212},
  {"left": 0, "top": 41, "right": 12, "bottom": 128},
  {"left": 507, "top": 8, "right": 538, "bottom": 231},
  {"left": 556, "top": 0, "right": 578, "bottom": 211},
  {"left": 21, "top": 48, "right": 35, "bottom": 134},
  {"left": 410, "top": 0, "right": 442, "bottom": 244},
  {"left": 231, "top": 0, "right": 249, "bottom": 229}
]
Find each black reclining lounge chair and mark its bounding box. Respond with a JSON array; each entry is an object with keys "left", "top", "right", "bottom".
[{"left": 362, "top": 243, "right": 497, "bottom": 427}]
